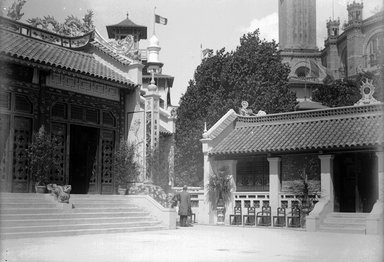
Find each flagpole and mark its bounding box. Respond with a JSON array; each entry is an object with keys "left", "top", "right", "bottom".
[{"left": 153, "top": 6, "right": 156, "bottom": 35}]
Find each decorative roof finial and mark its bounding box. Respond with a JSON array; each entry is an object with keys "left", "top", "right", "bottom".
[
  {"left": 354, "top": 79, "right": 381, "bottom": 105},
  {"left": 126, "top": 12, "right": 129, "bottom": 18}
]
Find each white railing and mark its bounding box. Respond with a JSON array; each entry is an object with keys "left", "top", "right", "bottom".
[
  {"left": 279, "top": 192, "right": 321, "bottom": 210},
  {"left": 233, "top": 192, "right": 270, "bottom": 215}
]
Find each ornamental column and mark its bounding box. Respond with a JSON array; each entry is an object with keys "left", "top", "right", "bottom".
[
  {"left": 268, "top": 157, "right": 281, "bottom": 216},
  {"left": 144, "top": 34, "right": 163, "bottom": 183},
  {"left": 318, "top": 155, "right": 334, "bottom": 208},
  {"left": 201, "top": 137, "right": 214, "bottom": 225}
]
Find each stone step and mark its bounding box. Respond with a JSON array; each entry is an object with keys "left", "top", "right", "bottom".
[
  {"left": 319, "top": 225, "right": 366, "bottom": 234},
  {"left": 0, "top": 206, "right": 144, "bottom": 214},
  {"left": 321, "top": 221, "right": 366, "bottom": 228},
  {"left": 319, "top": 212, "right": 368, "bottom": 234},
  {"left": 1, "top": 225, "right": 166, "bottom": 239},
  {"left": 70, "top": 203, "right": 137, "bottom": 208},
  {"left": 1, "top": 211, "right": 149, "bottom": 220},
  {"left": 1, "top": 216, "right": 152, "bottom": 226},
  {"left": 0, "top": 208, "right": 66, "bottom": 214},
  {"left": 1, "top": 220, "right": 161, "bottom": 233},
  {"left": 0, "top": 203, "right": 59, "bottom": 208},
  {"left": 323, "top": 217, "right": 367, "bottom": 224},
  {"left": 0, "top": 193, "right": 165, "bottom": 239},
  {"left": 327, "top": 212, "right": 369, "bottom": 218}
]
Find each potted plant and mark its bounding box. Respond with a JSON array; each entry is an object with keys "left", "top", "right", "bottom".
[
  {"left": 287, "top": 169, "right": 319, "bottom": 227},
  {"left": 112, "top": 140, "right": 140, "bottom": 195},
  {"left": 206, "top": 166, "right": 235, "bottom": 224},
  {"left": 26, "top": 125, "right": 59, "bottom": 193}
]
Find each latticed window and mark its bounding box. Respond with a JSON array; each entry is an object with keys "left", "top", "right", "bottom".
[
  {"left": 51, "top": 103, "right": 67, "bottom": 119},
  {"left": 14, "top": 95, "right": 32, "bottom": 113},
  {"left": 236, "top": 157, "right": 269, "bottom": 192}
]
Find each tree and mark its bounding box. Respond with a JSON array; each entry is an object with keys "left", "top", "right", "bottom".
[
  {"left": 312, "top": 68, "right": 384, "bottom": 107},
  {"left": 312, "top": 79, "right": 361, "bottom": 107},
  {"left": 175, "top": 30, "right": 297, "bottom": 186},
  {"left": 112, "top": 140, "right": 140, "bottom": 190}
]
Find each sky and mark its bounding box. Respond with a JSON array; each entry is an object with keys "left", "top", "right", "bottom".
[{"left": 1, "top": 0, "right": 382, "bottom": 105}]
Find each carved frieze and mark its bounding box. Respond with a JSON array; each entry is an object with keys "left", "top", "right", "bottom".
[{"left": 47, "top": 72, "right": 119, "bottom": 101}]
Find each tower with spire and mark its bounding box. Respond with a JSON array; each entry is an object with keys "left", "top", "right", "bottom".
[
  {"left": 278, "top": 0, "right": 327, "bottom": 110},
  {"left": 324, "top": 18, "right": 341, "bottom": 78},
  {"left": 105, "top": 13, "right": 176, "bottom": 184}
]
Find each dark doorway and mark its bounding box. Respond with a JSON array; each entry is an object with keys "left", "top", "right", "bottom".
[
  {"left": 334, "top": 152, "right": 377, "bottom": 213},
  {"left": 69, "top": 125, "right": 99, "bottom": 194}
]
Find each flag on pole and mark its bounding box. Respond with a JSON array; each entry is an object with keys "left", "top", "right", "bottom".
[{"left": 155, "top": 14, "right": 168, "bottom": 25}]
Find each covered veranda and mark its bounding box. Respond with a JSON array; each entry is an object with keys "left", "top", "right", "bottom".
[{"left": 200, "top": 103, "right": 383, "bottom": 234}]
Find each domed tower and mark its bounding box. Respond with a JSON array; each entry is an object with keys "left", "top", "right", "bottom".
[{"left": 147, "top": 34, "right": 163, "bottom": 75}]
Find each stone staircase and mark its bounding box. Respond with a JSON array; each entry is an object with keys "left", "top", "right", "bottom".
[
  {"left": 0, "top": 193, "right": 166, "bottom": 239},
  {"left": 319, "top": 212, "right": 369, "bottom": 234}
]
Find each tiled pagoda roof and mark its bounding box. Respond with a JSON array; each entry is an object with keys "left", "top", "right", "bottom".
[
  {"left": 106, "top": 17, "right": 147, "bottom": 40},
  {"left": 209, "top": 104, "right": 384, "bottom": 156},
  {"left": 0, "top": 17, "right": 136, "bottom": 87}
]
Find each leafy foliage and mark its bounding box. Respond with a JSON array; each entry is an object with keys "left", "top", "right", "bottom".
[
  {"left": 6, "top": 0, "right": 26, "bottom": 21},
  {"left": 312, "top": 79, "right": 361, "bottom": 107},
  {"left": 175, "top": 30, "right": 297, "bottom": 186},
  {"left": 207, "top": 166, "right": 234, "bottom": 211},
  {"left": 312, "top": 69, "right": 384, "bottom": 107},
  {"left": 147, "top": 147, "right": 171, "bottom": 191},
  {"left": 112, "top": 140, "right": 140, "bottom": 187},
  {"left": 26, "top": 125, "right": 59, "bottom": 186}
]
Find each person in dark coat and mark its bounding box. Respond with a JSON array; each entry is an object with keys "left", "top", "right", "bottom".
[{"left": 173, "top": 185, "right": 191, "bottom": 227}]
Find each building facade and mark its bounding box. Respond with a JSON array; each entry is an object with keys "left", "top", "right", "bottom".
[
  {"left": 200, "top": 86, "right": 383, "bottom": 233},
  {"left": 279, "top": 0, "right": 384, "bottom": 106},
  {"left": 0, "top": 14, "right": 176, "bottom": 194}
]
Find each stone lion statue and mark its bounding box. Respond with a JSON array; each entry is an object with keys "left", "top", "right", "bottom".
[{"left": 47, "top": 184, "right": 72, "bottom": 203}]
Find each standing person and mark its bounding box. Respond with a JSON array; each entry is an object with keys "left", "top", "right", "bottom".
[{"left": 173, "top": 185, "right": 191, "bottom": 227}]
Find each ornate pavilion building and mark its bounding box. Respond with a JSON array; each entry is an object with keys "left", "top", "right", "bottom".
[
  {"left": 200, "top": 83, "right": 383, "bottom": 234},
  {"left": 0, "top": 13, "right": 176, "bottom": 194},
  {"left": 195, "top": 1, "right": 384, "bottom": 234}
]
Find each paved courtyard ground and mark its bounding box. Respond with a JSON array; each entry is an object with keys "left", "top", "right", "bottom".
[{"left": 1, "top": 225, "right": 383, "bottom": 262}]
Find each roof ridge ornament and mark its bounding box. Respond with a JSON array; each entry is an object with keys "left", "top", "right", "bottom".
[
  {"left": 239, "top": 101, "right": 266, "bottom": 116},
  {"left": 354, "top": 79, "right": 381, "bottom": 106},
  {"left": 108, "top": 35, "right": 140, "bottom": 60}
]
